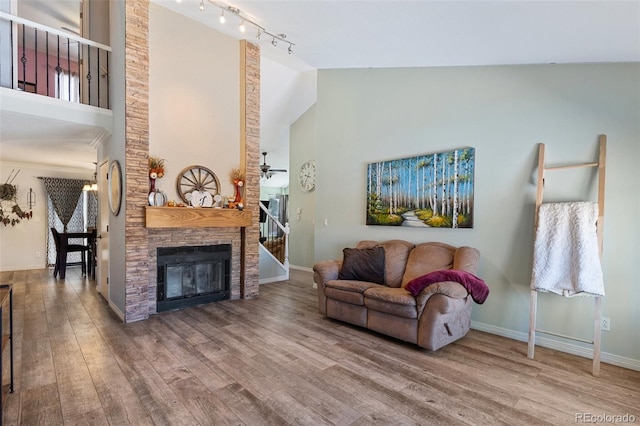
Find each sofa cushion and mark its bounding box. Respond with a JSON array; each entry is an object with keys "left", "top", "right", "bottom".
[
  {"left": 325, "top": 287, "right": 366, "bottom": 305},
  {"left": 357, "top": 240, "right": 414, "bottom": 288},
  {"left": 325, "top": 280, "right": 382, "bottom": 306},
  {"left": 338, "top": 247, "right": 386, "bottom": 284},
  {"left": 325, "top": 279, "right": 381, "bottom": 293},
  {"left": 401, "top": 242, "right": 456, "bottom": 287},
  {"left": 364, "top": 286, "right": 417, "bottom": 319}
]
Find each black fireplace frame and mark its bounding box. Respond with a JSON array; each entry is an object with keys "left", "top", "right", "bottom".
[{"left": 156, "top": 244, "right": 231, "bottom": 312}]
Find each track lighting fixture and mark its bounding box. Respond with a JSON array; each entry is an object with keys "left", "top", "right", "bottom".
[{"left": 177, "top": 0, "right": 296, "bottom": 54}]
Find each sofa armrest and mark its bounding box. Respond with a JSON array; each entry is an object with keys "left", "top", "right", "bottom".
[
  {"left": 313, "top": 259, "right": 342, "bottom": 316},
  {"left": 313, "top": 260, "right": 342, "bottom": 285},
  {"left": 416, "top": 281, "right": 469, "bottom": 317},
  {"left": 453, "top": 246, "right": 481, "bottom": 274}
]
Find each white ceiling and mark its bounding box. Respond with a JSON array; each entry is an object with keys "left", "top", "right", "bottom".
[
  {"left": 2, "top": 0, "right": 639, "bottom": 181},
  {"left": 160, "top": 0, "right": 640, "bottom": 69},
  {"left": 0, "top": 110, "right": 104, "bottom": 170}
]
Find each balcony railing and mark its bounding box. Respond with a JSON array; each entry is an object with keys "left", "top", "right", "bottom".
[
  {"left": 259, "top": 202, "right": 290, "bottom": 267},
  {"left": 0, "top": 11, "right": 111, "bottom": 109}
]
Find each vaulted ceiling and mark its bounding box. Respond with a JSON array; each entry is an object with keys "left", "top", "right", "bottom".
[
  {"left": 2, "top": 0, "right": 639, "bottom": 182},
  {"left": 160, "top": 0, "right": 640, "bottom": 69}
]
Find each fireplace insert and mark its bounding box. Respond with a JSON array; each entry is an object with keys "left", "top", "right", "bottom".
[{"left": 156, "top": 244, "right": 231, "bottom": 312}]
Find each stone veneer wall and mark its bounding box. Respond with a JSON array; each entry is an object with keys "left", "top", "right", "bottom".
[
  {"left": 123, "top": 3, "right": 261, "bottom": 320},
  {"left": 124, "top": 0, "right": 151, "bottom": 322},
  {"left": 240, "top": 40, "right": 261, "bottom": 299}
]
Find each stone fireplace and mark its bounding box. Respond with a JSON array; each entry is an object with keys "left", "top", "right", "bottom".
[
  {"left": 122, "top": 0, "right": 261, "bottom": 322},
  {"left": 147, "top": 226, "right": 245, "bottom": 315}
]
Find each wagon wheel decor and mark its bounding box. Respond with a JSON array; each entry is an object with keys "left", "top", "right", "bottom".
[{"left": 176, "top": 165, "right": 220, "bottom": 204}]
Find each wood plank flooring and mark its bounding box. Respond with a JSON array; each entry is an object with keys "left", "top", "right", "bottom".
[{"left": 1, "top": 267, "right": 638, "bottom": 425}]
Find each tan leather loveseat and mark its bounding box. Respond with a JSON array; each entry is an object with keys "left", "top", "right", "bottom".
[{"left": 313, "top": 240, "right": 485, "bottom": 351}]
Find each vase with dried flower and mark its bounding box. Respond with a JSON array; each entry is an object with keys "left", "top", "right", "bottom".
[
  {"left": 148, "top": 156, "right": 167, "bottom": 206},
  {"left": 230, "top": 168, "right": 245, "bottom": 209}
]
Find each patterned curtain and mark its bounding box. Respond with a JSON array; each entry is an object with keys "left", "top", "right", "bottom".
[
  {"left": 87, "top": 191, "right": 98, "bottom": 227},
  {"left": 40, "top": 178, "right": 84, "bottom": 232}
]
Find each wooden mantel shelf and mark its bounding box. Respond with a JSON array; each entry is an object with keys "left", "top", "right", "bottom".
[{"left": 145, "top": 206, "right": 252, "bottom": 228}]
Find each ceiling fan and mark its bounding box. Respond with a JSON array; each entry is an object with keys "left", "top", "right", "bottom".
[{"left": 260, "top": 152, "right": 287, "bottom": 179}]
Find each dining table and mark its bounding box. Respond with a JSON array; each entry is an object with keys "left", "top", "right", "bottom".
[{"left": 57, "top": 229, "right": 97, "bottom": 280}]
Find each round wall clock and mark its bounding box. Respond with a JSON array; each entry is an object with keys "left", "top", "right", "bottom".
[
  {"left": 176, "top": 165, "right": 220, "bottom": 204},
  {"left": 298, "top": 160, "right": 316, "bottom": 192},
  {"left": 108, "top": 160, "right": 122, "bottom": 216}
]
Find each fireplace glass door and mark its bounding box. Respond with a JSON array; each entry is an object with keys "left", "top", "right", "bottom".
[
  {"left": 165, "top": 261, "right": 224, "bottom": 299},
  {"left": 157, "top": 244, "right": 231, "bottom": 311}
]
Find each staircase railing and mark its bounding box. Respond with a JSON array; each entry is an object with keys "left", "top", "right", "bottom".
[
  {"left": 259, "top": 202, "right": 289, "bottom": 268},
  {"left": 0, "top": 12, "right": 111, "bottom": 109}
]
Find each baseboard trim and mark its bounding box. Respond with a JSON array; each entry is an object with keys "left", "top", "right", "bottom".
[
  {"left": 0, "top": 265, "right": 47, "bottom": 272},
  {"left": 289, "top": 265, "right": 313, "bottom": 273},
  {"left": 259, "top": 275, "right": 288, "bottom": 285},
  {"left": 471, "top": 321, "right": 640, "bottom": 372},
  {"left": 109, "top": 300, "right": 125, "bottom": 322}
]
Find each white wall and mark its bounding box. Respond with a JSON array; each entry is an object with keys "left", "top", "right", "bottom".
[
  {"left": 149, "top": 3, "right": 240, "bottom": 202},
  {"left": 107, "top": 0, "right": 126, "bottom": 314},
  {"left": 289, "top": 103, "right": 316, "bottom": 268},
  {"left": 300, "top": 63, "right": 639, "bottom": 364}
]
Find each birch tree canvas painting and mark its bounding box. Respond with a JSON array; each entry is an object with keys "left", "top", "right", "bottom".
[{"left": 366, "top": 148, "right": 475, "bottom": 228}]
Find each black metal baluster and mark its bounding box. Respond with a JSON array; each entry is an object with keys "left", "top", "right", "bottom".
[
  {"left": 67, "top": 38, "right": 71, "bottom": 101},
  {"left": 46, "top": 31, "right": 49, "bottom": 97},
  {"left": 10, "top": 18, "right": 14, "bottom": 88},
  {"left": 77, "top": 40, "right": 81, "bottom": 103},
  {"left": 34, "top": 28, "right": 38, "bottom": 93},
  {"left": 55, "top": 35, "right": 61, "bottom": 99},
  {"left": 86, "top": 45, "right": 91, "bottom": 106},
  {"left": 106, "top": 52, "right": 109, "bottom": 109},
  {"left": 20, "top": 24, "right": 26, "bottom": 90},
  {"left": 97, "top": 47, "right": 100, "bottom": 107}
]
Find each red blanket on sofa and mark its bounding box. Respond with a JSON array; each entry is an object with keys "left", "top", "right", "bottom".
[{"left": 405, "top": 270, "right": 489, "bottom": 304}]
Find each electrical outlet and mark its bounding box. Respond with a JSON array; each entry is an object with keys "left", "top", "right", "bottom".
[
  {"left": 35, "top": 251, "right": 41, "bottom": 258},
  {"left": 601, "top": 317, "right": 611, "bottom": 331}
]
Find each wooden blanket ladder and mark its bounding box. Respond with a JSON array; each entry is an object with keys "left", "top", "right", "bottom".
[{"left": 527, "top": 135, "right": 606, "bottom": 377}]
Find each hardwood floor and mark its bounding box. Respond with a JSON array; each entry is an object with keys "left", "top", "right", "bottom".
[{"left": 1, "top": 267, "right": 638, "bottom": 425}]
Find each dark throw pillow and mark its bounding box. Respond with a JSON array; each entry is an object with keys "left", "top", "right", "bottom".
[{"left": 338, "top": 247, "right": 386, "bottom": 285}]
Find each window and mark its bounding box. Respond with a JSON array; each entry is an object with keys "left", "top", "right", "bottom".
[{"left": 55, "top": 71, "right": 79, "bottom": 102}]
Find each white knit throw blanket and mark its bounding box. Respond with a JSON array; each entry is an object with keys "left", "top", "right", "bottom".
[{"left": 531, "top": 202, "right": 605, "bottom": 297}]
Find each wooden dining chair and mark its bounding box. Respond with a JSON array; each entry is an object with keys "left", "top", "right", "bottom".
[{"left": 51, "top": 228, "right": 89, "bottom": 278}]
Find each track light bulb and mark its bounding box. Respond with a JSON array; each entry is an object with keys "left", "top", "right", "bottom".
[
  {"left": 219, "top": 10, "right": 226, "bottom": 24},
  {"left": 239, "top": 20, "right": 246, "bottom": 33},
  {"left": 256, "top": 29, "right": 262, "bottom": 39},
  {"left": 199, "top": 0, "right": 204, "bottom": 11},
  {"left": 271, "top": 37, "right": 277, "bottom": 47},
  {"left": 288, "top": 44, "right": 293, "bottom": 54},
  {"left": 176, "top": 0, "right": 182, "bottom": 3}
]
